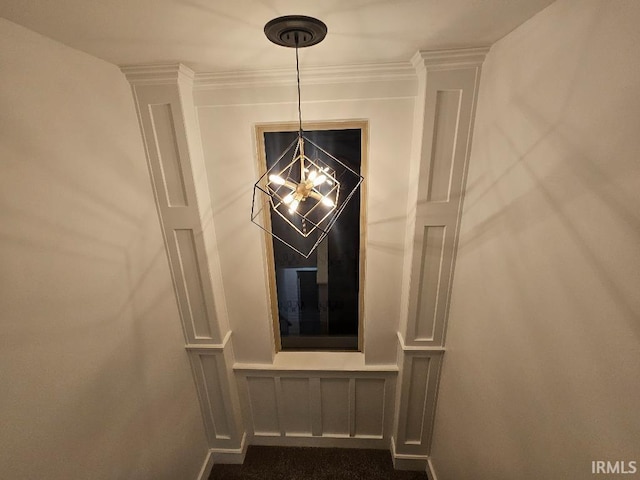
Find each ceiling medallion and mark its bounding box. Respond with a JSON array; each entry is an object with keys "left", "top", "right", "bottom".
[{"left": 264, "top": 15, "right": 327, "bottom": 48}]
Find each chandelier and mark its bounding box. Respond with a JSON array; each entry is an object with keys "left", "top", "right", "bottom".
[{"left": 251, "top": 15, "right": 364, "bottom": 258}]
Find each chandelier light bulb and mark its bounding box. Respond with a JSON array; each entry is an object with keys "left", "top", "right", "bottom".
[
  {"left": 283, "top": 193, "right": 294, "bottom": 204},
  {"left": 321, "top": 196, "right": 334, "bottom": 207},
  {"left": 269, "top": 174, "right": 286, "bottom": 185},
  {"left": 288, "top": 199, "right": 300, "bottom": 213},
  {"left": 313, "top": 174, "right": 327, "bottom": 186}
]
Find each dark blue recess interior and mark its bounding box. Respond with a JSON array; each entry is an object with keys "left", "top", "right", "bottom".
[{"left": 264, "top": 129, "right": 362, "bottom": 350}]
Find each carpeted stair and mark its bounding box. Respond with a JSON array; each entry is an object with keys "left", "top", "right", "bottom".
[{"left": 209, "top": 445, "right": 428, "bottom": 480}]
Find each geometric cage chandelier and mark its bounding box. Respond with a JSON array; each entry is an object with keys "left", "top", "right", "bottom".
[{"left": 251, "top": 15, "right": 364, "bottom": 258}]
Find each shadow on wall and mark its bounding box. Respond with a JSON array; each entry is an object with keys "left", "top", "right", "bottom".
[{"left": 432, "top": 2, "right": 640, "bottom": 476}]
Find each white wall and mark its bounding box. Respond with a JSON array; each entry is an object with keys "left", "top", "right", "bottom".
[
  {"left": 193, "top": 72, "right": 414, "bottom": 450},
  {"left": 197, "top": 77, "right": 415, "bottom": 365},
  {"left": 0, "top": 19, "right": 208, "bottom": 479},
  {"left": 430, "top": 1, "right": 640, "bottom": 479}
]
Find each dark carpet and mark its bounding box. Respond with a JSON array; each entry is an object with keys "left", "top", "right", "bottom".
[{"left": 209, "top": 446, "right": 428, "bottom": 480}]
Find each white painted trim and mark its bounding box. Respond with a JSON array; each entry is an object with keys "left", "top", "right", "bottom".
[
  {"left": 194, "top": 62, "right": 416, "bottom": 89},
  {"left": 234, "top": 364, "right": 398, "bottom": 374},
  {"left": 234, "top": 351, "right": 398, "bottom": 373},
  {"left": 393, "top": 53, "right": 484, "bottom": 468},
  {"left": 390, "top": 436, "right": 429, "bottom": 471},
  {"left": 412, "top": 47, "right": 491, "bottom": 71},
  {"left": 251, "top": 434, "right": 389, "bottom": 450},
  {"left": 195, "top": 449, "right": 214, "bottom": 480},
  {"left": 393, "top": 455, "right": 429, "bottom": 471},
  {"left": 426, "top": 457, "right": 439, "bottom": 480},
  {"left": 122, "top": 48, "right": 490, "bottom": 89},
  {"left": 121, "top": 63, "right": 195, "bottom": 85},
  {"left": 397, "top": 332, "right": 446, "bottom": 352},
  {"left": 124, "top": 60, "right": 244, "bottom": 457},
  {"left": 210, "top": 432, "right": 248, "bottom": 464},
  {"left": 185, "top": 330, "right": 232, "bottom": 352}
]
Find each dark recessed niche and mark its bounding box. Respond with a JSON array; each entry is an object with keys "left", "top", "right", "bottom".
[{"left": 264, "top": 129, "right": 362, "bottom": 351}]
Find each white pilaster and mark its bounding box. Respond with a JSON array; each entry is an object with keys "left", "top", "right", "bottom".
[
  {"left": 394, "top": 47, "right": 488, "bottom": 467},
  {"left": 122, "top": 64, "right": 245, "bottom": 460}
]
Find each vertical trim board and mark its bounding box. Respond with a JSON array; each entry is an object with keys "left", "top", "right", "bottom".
[
  {"left": 415, "top": 226, "right": 447, "bottom": 341},
  {"left": 420, "top": 354, "right": 443, "bottom": 454},
  {"left": 173, "top": 229, "right": 214, "bottom": 340},
  {"left": 200, "top": 355, "right": 231, "bottom": 439},
  {"left": 348, "top": 378, "right": 356, "bottom": 437},
  {"left": 190, "top": 353, "right": 216, "bottom": 445},
  {"left": 274, "top": 377, "right": 286, "bottom": 436},
  {"left": 427, "top": 90, "right": 462, "bottom": 202},
  {"left": 195, "top": 450, "right": 214, "bottom": 480},
  {"left": 309, "top": 378, "right": 322, "bottom": 436},
  {"left": 426, "top": 457, "right": 439, "bottom": 480},
  {"left": 404, "top": 356, "right": 431, "bottom": 445},
  {"left": 148, "top": 103, "right": 189, "bottom": 207}
]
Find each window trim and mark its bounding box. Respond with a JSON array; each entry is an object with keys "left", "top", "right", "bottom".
[{"left": 255, "top": 120, "right": 368, "bottom": 353}]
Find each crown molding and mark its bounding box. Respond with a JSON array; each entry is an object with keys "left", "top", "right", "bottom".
[
  {"left": 194, "top": 62, "right": 416, "bottom": 90},
  {"left": 411, "top": 46, "right": 491, "bottom": 72},
  {"left": 120, "top": 63, "right": 195, "bottom": 86},
  {"left": 120, "top": 47, "right": 489, "bottom": 89}
]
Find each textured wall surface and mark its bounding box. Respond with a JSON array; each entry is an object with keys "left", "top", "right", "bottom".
[
  {"left": 430, "top": 1, "right": 640, "bottom": 479},
  {"left": 0, "top": 18, "right": 208, "bottom": 480}
]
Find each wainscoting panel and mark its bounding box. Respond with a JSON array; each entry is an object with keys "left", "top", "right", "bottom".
[
  {"left": 404, "top": 356, "right": 431, "bottom": 444},
  {"left": 237, "top": 369, "right": 396, "bottom": 448},
  {"left": 247, "top": 377, "right": 279, "bottom": 436},
  {"left": 280, "top": 377, "right": 312, "bottom": 436},
  {"left": 392, "top": 339, "right": 444, "bottom": 468},
  {"left": 188, "top": 338, "right": 245, "bottom": 451},
  {"left": 395, "top": 350, "right": 443, "bottom": 455},
  {"left": 194, "top": 353, "right": 231, "bottom": 440},
  {"left": 354, "top": 378, "right": 386, "bottom": 438},
  {"left": 320, "top": 378, "right": 350, "bottom": 436}
]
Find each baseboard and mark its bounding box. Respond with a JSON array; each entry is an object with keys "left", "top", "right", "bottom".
[
  {"left": 390, "top": 436, "right": 429, "bottom": 471},
  {"left": 199, "top": 434, "right": 434, "bottom": 477},
  {"left": 196, "top": 450, "right": 214, "bottom": 480},
  {"left": 426, "top": 457, "right": 439, "bottom": 480},
  {"left": 251, "top": 434, "right": 389, "bottom": 450},
  {"left": 210, "top": 432, "right": 248, "bottom": 465}
]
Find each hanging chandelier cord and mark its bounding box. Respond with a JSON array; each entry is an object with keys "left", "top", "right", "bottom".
[{"left": 295, "top": 33, "right": 303, "bottom": 136}]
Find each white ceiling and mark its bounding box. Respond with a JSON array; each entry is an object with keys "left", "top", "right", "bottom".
[{"left": 0, "top": 0, "right": 554, "bottom": 72}]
